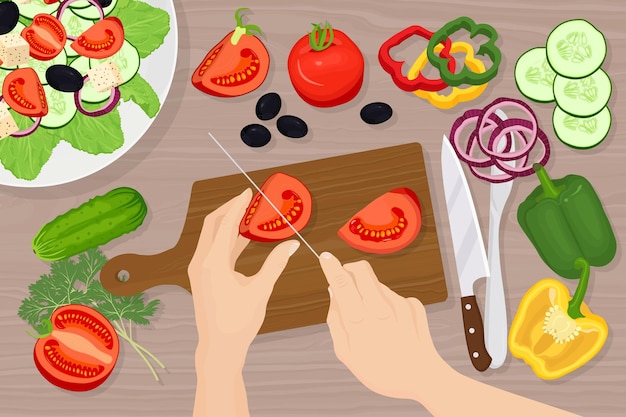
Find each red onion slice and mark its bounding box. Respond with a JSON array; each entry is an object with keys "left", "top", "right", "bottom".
[
  {"left": 57, "top": 0, "right": 105, "bottom": 25},
  {"left": 74, "top": 75, "right": 121, "bottom": 117}
]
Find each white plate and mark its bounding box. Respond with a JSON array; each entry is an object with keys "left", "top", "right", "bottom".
[{"left": 0, "top": 0, "right": 178, "bottom": 188}]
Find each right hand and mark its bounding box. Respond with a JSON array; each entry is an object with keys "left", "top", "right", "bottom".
[{"left": 319, "top": 252, "right": 447, "bottom": 400}]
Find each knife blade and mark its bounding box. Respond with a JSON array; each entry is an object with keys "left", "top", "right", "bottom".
[
  {"left": 441, "top": 135, "right": 492, "bottom": 371},
  {"left": 208, "top": 132, "right": 320, "bottom": 258}
]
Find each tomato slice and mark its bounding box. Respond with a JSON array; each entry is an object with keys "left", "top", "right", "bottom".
[
  {"left": 33, "top": 304, "right": 120, "bottom": 392},
  {"left": 191, "top": 31, "right": 270, "bottom": 97},
  {"left": 2, "top": 67, "right": 48, "bottom": 117},
  {"left": 338, "top": 188, "right": 422, "bottom": 254},
  {"left": 239, "top": 173, "right": 312, "bottom": 242},
  {"left": 71, "top": 17, "right": 124, "bottom": 59},
  {"left": 21, "top": 14, "right": 66, "bottom": 61}
]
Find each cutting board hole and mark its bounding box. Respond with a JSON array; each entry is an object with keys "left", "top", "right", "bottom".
[{"left": 117, "top": 270, "right": 130, "bottom": 282}]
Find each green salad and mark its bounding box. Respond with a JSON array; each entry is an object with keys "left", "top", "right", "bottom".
[{"left": 0, "top": 0, "right": 171, "bottom": 181}]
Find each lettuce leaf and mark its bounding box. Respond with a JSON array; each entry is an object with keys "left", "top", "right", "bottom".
[
  {"left": 119, "top": 74, "right": 161, "bottom": 118},
  {"left": 60, "top": 109, "right": 125, "bottom": 155},
  {"left": 112, "top": 1, "right": 171, "bottom": 58}
]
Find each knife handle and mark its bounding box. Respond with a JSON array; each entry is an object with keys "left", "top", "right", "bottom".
[{"left": 461, "top": 295, "right": 492, "bottom": 371}]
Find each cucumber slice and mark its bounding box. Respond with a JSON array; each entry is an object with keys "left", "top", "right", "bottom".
[
  {"left": 61, "top": 10, "right": 96, "bottom": 58},
  {"left": 546, "top": 19, "right": 606, "bottom": 78},
  {"left": 70, "top": 56, "right": 110, "bottom": 103},
  {"left": 68, "top": 0, "right": 92, "bottom": 9},
  {"left": 553, "top": 106, "right": 611, "bottom": 149},
  {"left": 0, "top": 23, "right": 26, "bottom": 70},
  {"left": 19, "top": 49, "right": 68, "bottom": 85},
  {"left": 553, "top": 68, "right": 611, "bottom": 117},
  {"left": 72, "top": 0, "right": 118, "bottom": 19},
  {"left": 90, "top": 40, "right": 140, "bottom": 85},
  {"left": 17, "top": 0, "right": 59, "bottom": 19},
  {"left": 69, "top": 55, "right": 90, "bottom": 75},
  {"left": 38, "top": 84, "right": 77, "bottom": 128},
  {"left": 0, "top": 67, "right": 8, "bottom": 88},
  {"left": 514, "top": 47, "right": 556, "bottom": 103}
]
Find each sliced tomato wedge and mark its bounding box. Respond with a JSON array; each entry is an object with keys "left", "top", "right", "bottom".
[
  {"left": 33, "top": 304, "right": 120, "bottom": 392},
  {"left": 2, "top": 67, "right": 48, "bottom": 117},
  {"left": 338, "top": 188, "right": 422, "bottom": 254},
  {"left": 71, "top": 17, "right": 124, "bottom": 59},
  {"left": 21, "top": 14, "right": 66, "bottom": 61},
  {"left": 239, "top": 172, "right": 312, "bottom": 242}
]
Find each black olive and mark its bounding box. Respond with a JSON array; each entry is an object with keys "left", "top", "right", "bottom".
[
  {"left": 360, "top": 102, "right": 393, "bottom": 125},
  {"left": 241, "top": 124, "right": 271, "bottom": 147},
  {"left": 45, "top": 65, "right": 85, "bottom": 93},
  {"left": 255, "top": 92, "right": 281, "bottom": 121},
  {"left": 96, "top": 0, "right": 113, "bottom": 7},
  {"left": 277, "top": 115, "right": 308, "bottom": 139},
  {"left": 0, "top": 1, "right": 19, "bottom": 35}
]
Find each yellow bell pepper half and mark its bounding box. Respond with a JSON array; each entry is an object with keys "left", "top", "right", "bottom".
[
  {"left": 508, "top": 278, "right": 608, "bottom": 380},
  {"left": 407, "top": 41, "right": 488, "bottom": 109}
]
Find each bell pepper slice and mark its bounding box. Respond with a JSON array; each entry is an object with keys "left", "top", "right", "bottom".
[
  {"left": 509, "top": 260, "right": 608, "bottom": 380},
  {"left": 426, "top": 16, "right": 502, "bottom": 87},
  {"left": 408, "top": 41, "right": 488, "bottom": 109},
  {"left": 378, "top": 25, "right": 455, "bottom": 92}
]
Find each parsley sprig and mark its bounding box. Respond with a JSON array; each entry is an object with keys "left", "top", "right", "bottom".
[{"left": 18, "top": 248, "right": 165, "bottom": 381}]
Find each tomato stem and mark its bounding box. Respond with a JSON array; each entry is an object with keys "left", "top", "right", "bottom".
[
  {"left": 25, "top": 319, "right": 52, "bottom": 339},
  {"left": 231, "top": 7, "right": 262, "bottom": 45},
  {"left": 309, "top": 22, "right": 334, "bottom": 51}
]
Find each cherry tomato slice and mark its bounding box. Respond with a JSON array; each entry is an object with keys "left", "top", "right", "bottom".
[
  {"left": 239, "top": 173, "right": 312, "bottom": 242},
  {"left": 71, "top": 17, "right": 124, "bottom": 60},
  {"left": 338, "top": 188, "right": 422, "bottom": 254},
  {"left": 33, "top": 304, "right": 120, "bottom": 392},
  {"left": 21, "top": 14, "right": 66, "bottom": 61},
  {"left": 2, "top": 67, "right": 48, "bottom": 117}
]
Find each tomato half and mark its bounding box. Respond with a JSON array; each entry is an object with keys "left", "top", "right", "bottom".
[
  {"left": 71, "top": 17, "right": 124, "bottom": 60},
  {"left": 33, "top": 304, "right": 120, "bottom": 392},
  {"left": 338, "top": 188, "right": 422, "bottom": 254},
  {"left": 192, "top": 8, "right": 269, "bottom": 97},
  {"left": 21, "top": 14, "right": 66, "bottom": 61},
  {"left": 239, "top": 172, "right": 312, "bottom": 242},
  {"left": 2, "top": 67, "right": 48, "bottom": 117},
  {"left": 287, "top": 23, "right": 364, "bottom": 107}
]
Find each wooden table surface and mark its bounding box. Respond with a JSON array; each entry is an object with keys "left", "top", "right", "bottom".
[{"left": 1, "top": 0, "right": 624, "bottom": 416}]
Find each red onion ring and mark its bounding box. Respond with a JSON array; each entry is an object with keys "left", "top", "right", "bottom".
[
  {"left": 448, "top": 97, "right": 551, "bottom": 183},
  {"left": 57, "top": 0, "right": 105, "bottom": 41},
  {"left": 74, "top": 75, "right": 121, "bottom": 117},
  {"left": 0, "top": 96, "right": 44, "bottom": 138}
]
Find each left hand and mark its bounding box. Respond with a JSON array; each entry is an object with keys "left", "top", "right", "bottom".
[{"left": 188, "top": 188, "right": 300, "bottom": 358}]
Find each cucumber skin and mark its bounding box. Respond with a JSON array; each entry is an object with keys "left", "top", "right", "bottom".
[{"left": 32, "top": 187, "right": 148, "bottom": 261}]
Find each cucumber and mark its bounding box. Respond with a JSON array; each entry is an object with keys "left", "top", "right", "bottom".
[
  {"left": 60, "top": 9, "right": 95, "bottom": 58},
  {"left": 90, "top": 40, "right": 140, "bottom": 86},
  {"left": 69, "top": 55, "right": 91, "bottom": 75},
  {"left": 38, "top": 84, "right": 77, "bottom": 128},
  {"left": 514, "top": 47, "right": 556, "bottom": 103},
  {"left": 32, "top": 187, "right": 148, "bottom": 262},
  {"left": 72, "top": 0, "right": 118, "bottom": 19},
  {"left": 69, "top": 56, "right": 110, "bottom": 103},
  {"left": 19, "top": 49, "right": 68, "bottom": 85},
  {"left": 546, "top": 19, "right": 606, "bottom": 78},
  {"left": 553, "top": 106, "right": 611, "bottom": 149},
  {"left": 553, "top": 68, "right": 611, "bottom": 117},
  {"left": 17, "top": 0, "right": 59, "bottom": 19},
  {"left": 0, "top": 23, "right": 26, "bottom": 70},
  {"left": 68, "top": 0, "right": 92, "bottom": 9}
]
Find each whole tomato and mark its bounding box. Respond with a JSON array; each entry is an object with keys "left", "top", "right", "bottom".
[
  {"left": 288, "top": 22, "right": 364, "bottom": 107},
  {"left": 191, "top": 8, "right": 270, "bottom": 97}
]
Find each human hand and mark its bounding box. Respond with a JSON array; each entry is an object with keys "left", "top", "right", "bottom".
[
  {"left": 188, "top": 188, "right": 300, "bottom": 358},
  {"left": 320, "top": 252, "right": 447, "bottom": 401}
]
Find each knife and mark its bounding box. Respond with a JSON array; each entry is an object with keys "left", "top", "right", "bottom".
[{"left": 441, "top": 135, "right": 492, "bottom": 371}]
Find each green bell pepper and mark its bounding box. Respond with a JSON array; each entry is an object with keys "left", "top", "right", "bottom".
[{"left": 517, "top": 164, "right": 616, "bottom": 279}]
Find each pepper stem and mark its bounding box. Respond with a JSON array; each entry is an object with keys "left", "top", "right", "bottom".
[
  {"left": 568, "top": 258, "right": 591, "bottom": 319},
  {"left": 533, "top": 163, "right": 562, "bottom": 200}
]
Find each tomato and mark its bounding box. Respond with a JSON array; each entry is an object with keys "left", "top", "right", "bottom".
[
  {"left": 2, "top": 67, "right": 48, "bottom": 117},
  {"left": 338, "top": 188, "right": 422, "bottom": 254},
  {"left": 71, "top": 17, "right": 124, "bottom": 59},
  {"left": 21, "top": 14, "right": 66, "bottom": 61},
  {"left": 192, "top": 8, "right": 269, "bottom": 97},
  {"left": 33, "top": 304, "right": 119, "bottom": 392},
  {"left": 287, "top": 22, "right": 364, "bottom": 107},
  {"left": 239, "top": 172, "right": 312, "bottom": 242}
]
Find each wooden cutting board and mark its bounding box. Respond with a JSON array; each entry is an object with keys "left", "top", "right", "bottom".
[{"left": 100, "top": 143, "right": 448, "bottom": 333}]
